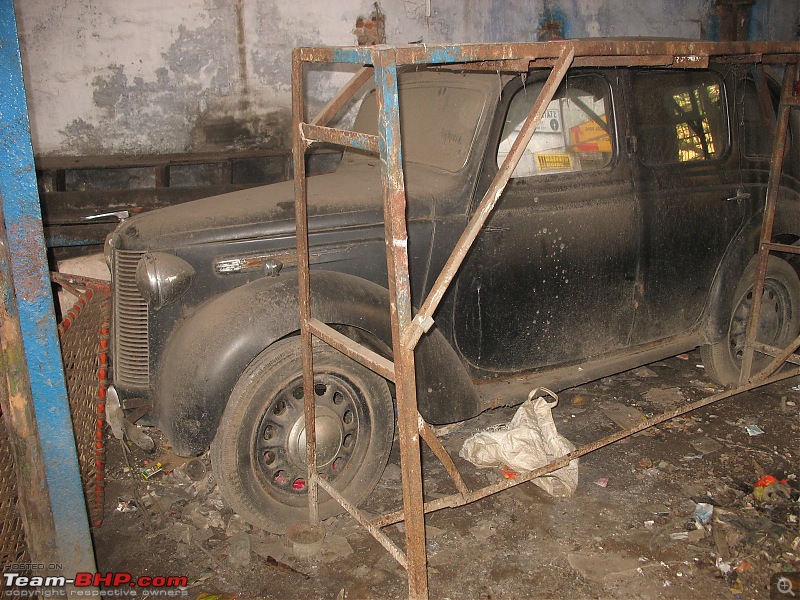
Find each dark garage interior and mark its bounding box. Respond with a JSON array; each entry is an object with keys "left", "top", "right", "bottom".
[{"left": 2, "top": 1, "right": 800, "bottom": 599}]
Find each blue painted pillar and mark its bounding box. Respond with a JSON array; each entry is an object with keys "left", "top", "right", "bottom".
[{"left": 0, "top": 0, "right": 96, "bottom": 573}]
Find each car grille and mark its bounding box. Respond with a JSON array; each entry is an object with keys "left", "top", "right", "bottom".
[{"left": 112, "top": 250, "right": 149, "bottom": 387}]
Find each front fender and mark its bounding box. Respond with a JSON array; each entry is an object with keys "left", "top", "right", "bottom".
[{"left": 154, "top": 270, "right": 479, "bottom": 455}]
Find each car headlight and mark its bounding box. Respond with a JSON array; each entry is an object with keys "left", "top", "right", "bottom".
[{"left": 136, "top": 252, "right": 195, "bottom": 310}]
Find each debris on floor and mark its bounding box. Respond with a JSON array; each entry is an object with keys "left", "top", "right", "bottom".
[
  {"left": 601, "top": 401, "right": 648, "bottom": 430},
  {"left": 643, "top": 387, "right": 685, "bottom": 406},
  {"left": 92, "top": 352, "right": 800, "bottom": 599},
  {"left": 459, "top": 389, "right": 578, "bottom": 497}
]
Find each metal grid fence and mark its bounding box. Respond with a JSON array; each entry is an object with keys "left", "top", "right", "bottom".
[
  {"left": 58, "top": 284, "right": 111, "bottom": 529},
  {"left": 0, "top": 409, "right": 30, "bottom": 586}
]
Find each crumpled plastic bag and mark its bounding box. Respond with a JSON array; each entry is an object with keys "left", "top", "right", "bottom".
[{"left": 459, "top": 388, "right": 579, "bottom": 497}]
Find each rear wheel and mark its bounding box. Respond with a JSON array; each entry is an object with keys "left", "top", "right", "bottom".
[
  {"left": 211, "top": 337, "right": 394, "bottom": 533},
  {"left": 701, "top": 256, "right": 800, "bottom": 386}
]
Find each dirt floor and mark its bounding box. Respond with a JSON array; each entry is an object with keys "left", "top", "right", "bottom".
[{"left": 93, "top": 350, "right": 800, "bottom": 600}]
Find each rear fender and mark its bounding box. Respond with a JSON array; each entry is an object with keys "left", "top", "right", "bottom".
[
  {"left": 154, "top": 270, "right": 479, "bottom": 455},
  {"left": 703, "top": 215, "right": 760, "bottom": 344},
  {"left": 704, "top": 192, "right": 800, "bottom": 343}
]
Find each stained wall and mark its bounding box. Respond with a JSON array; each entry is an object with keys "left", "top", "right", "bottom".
[{"left": 15, "top": 0, "right": 800, "bottom": 157}]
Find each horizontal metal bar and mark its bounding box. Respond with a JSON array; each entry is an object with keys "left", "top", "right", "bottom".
[
  {"left": 751, "top": 332, "right": 800, "bottom": 380},
  {"left": 301, "top": 123, "right": 379, "bottom": 153},
  {"left": 752, "top": 341, "right": 800, "bottom": 366},
  {"left": 50, "top": 272, "right": 110, "bottom": 292},
  {"left": 449, "top": 54, "right": 712, "bottom": 73},
  {"left": 314, "top": 476, "right": 408, "bottom": 569},
  {"left": 460, "top": 54, "right": 676, "bottom": 72},
  {"left": 308, "top": 318, "right": 396, "bottom": 381},
  {"left": 370, "top": 365, "right": 800, "bottom": 528},
  {"left": 298, "top": 39, "right": 800, "bottom": 67},
  {"left": 35, "top": 148, "right": 299, "bottom": 171},
  {"left": 763, "top": 241, "right": 800, "bottom": 254},
  {"left": 761, "top": 54, "right": 800, "bottom": 65}
]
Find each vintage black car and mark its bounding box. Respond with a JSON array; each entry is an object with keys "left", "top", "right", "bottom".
[{"left": 107, "top": 61, "right": 800, "bottom": 533}]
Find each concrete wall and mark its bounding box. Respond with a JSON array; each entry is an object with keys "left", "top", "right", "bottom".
[{"left": 15, "top": 0, "right": 800, "bottom": 158}]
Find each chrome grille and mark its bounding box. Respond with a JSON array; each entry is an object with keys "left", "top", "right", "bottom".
[{"left": 112, "top": 250, "right": 149, "bottom": 387}]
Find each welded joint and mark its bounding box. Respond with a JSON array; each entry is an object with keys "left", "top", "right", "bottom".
[
  {"left": 298, "top": 122, "right": 310, "bottom": 149},
  {"left": 416, "top": 315, "right": 434, "bottom": 333},
  {"left": 402, "top": 314, "right": 434, "bottom": 350}
]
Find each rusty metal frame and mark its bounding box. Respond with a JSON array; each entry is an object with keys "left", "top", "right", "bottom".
[
  {"left": 738, "top": 62, "right": 800, "bottom": 385},
  {"left": 292, "top": 39, "right": 800, "bottom": 600}
]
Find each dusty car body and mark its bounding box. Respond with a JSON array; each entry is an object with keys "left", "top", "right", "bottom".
[{"left": 107, "top": 60, "right": 800, "bottom": 532}]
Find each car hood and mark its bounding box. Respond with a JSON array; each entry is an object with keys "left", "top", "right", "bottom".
[{"left": 112, "top": 158, "right": 456, "bottom": 251}]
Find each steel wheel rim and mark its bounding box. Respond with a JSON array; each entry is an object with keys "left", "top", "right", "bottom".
[
  {"left": 729, "top": 278, "right": 793, "bottom": 364},
  {"left": 253, "top": 372, "right": 368, "bottom": 500}
]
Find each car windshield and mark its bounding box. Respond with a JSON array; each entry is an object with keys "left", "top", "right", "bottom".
[{"left": 349, "top": 79, "right": 488, "bottom": 173}]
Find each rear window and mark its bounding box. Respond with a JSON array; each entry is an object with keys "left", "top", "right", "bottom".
[
  {"left": 632, "top": 71, "right": 728, "bottom": 165},
  {"left": 353, "top": 82, "right": 487, "bottom": 173},
  {"left": 498, "top": 73, "right": 614, "bottom": 178}
]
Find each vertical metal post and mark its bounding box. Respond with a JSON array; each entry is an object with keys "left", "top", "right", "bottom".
[
  {"left": 0, "top": 0, "right": 96, "bottom": 574},
  {"left": 0, "top": 210, "right": 56, "bottom": 564},
  {"left": 373, "top": 49, "right": 429, "bottom": 600},
  {"left": 292, "top": 49, "right": 319, "bottom": 524},
  {"left": 738, "top": 63, "right": 798, "bottom": 385}
]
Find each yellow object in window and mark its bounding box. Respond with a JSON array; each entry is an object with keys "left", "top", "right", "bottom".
[
  {"left": 536, "top": 153, "right": 573, "bottom": 171},
  {"left": 569, "top": 116, "right": 612, "bottom": 153}
]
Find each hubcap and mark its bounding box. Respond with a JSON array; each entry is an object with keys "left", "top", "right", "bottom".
[
  {"left": 287, "top": 408, "right": 344, "bottom": 467},
  {"left": 254, "top": 373, "right": 363, "bottom": 495}
]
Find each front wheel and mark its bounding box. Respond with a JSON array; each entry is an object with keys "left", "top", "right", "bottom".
[
  {"left": 701, "top": 256, "right": 800, "bottom": 386},
  {"left": 211, "top": 337, "right": 394, "bottom": 533}
]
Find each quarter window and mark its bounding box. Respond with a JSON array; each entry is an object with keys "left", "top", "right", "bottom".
[
  {"left": 498, "top": 74, "right": 614, "bottom": 177},
  {"left": 633, "top": 71, "right": 728, "bottom": 165}
]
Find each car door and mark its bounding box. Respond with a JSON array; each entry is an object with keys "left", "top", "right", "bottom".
[
  {"left": 626, "top": 68, "right": 746, "bottom": 344},
  {"left": 453, "top": 71, "right": 638, "bottom": 375}
]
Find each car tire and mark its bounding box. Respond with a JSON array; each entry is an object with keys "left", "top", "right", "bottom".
[
  {"left": 701, "top": 256, "right": 800, "bottom": 386},
  {"left": 211, "top": 336, "right": 394, "bottom": 534}
]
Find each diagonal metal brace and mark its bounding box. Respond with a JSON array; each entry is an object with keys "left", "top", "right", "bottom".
[
  {"left": 418, "top": 415, "right": 469, "bottom": 496},
  {"left": 403, "top": 44, "right": 576, "bottom": 350}
]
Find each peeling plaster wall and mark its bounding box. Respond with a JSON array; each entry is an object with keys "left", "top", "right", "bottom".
[{"left": 15, "top": 0, "right": 800, "bottom": 157}]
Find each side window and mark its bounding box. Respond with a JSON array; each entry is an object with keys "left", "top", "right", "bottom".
[
  {"left": 740, "top": 78, "right": 776, "bottom": 158},
  {"left": 497, "top": 74, "right": 614, "bottom": 177},
  {"left": 632, "top": 71, "right": 728, "bottom": 165}
]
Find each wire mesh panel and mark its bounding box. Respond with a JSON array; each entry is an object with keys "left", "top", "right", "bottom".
[
  {"left": 0, "top": 408, "right": 30, "bottom": 589},
  {"left": 58, "top": 285, "right": 111, "bottom": 528}
]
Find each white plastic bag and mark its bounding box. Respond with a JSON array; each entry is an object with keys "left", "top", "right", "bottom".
[{"left": 459, "top": 388, "right": 579, "bottom": 497}]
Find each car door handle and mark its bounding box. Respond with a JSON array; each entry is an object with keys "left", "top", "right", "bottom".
[{"left": 725, "top": 192, "right": 751, "bottom": 202}]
